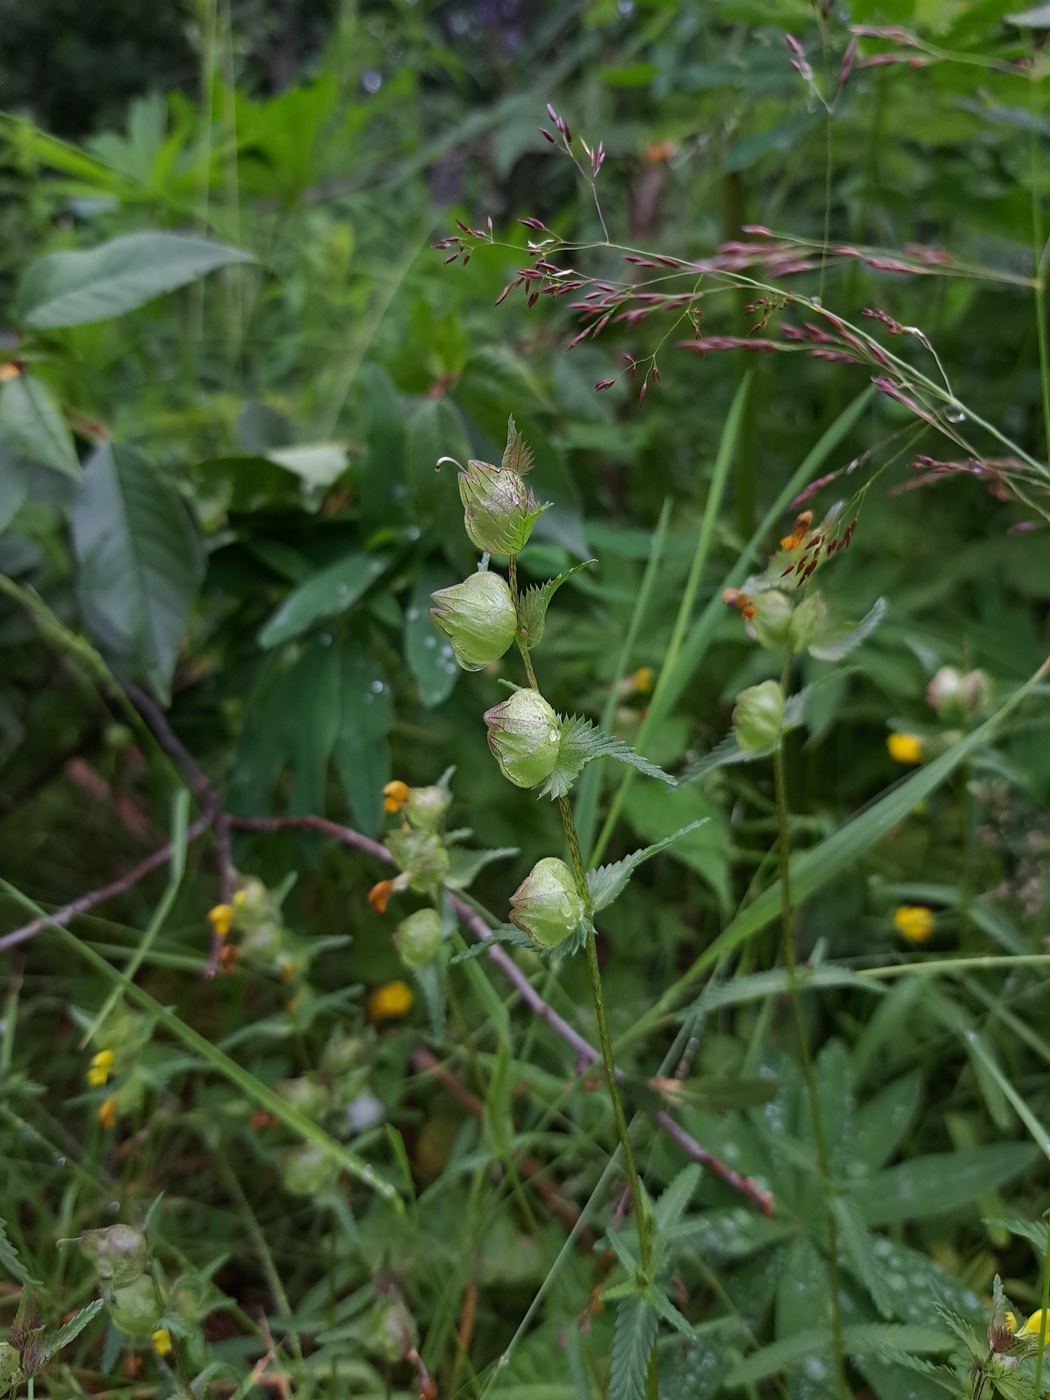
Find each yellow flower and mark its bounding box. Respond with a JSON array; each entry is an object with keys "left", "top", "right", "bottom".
[
  {"left": 151, "top": 1328, "right": 173, "bottom": 1357},
  {"left": 86, "top": 1049, "right": 115, "bottom": 1087},
  {"left": 208, "top": 904, "right": 234, "bottom": 938},
  {"left": 98, "top": 1096, "right": 117, "bottom": 1129},
  {"left": 630, "top": 668, "right": 654, "bottom": 695},
  {"left": 1020, "top": 1309, "right": 1050, "bottom": 1343},
  {"left": 1005, "top": 1310, "right": 1018, "bottom": 1334},
  {"left": 887, "top": 732, "right": 923, "bottom": 764},
  {"left": 366, "top": 981, "right": 414, "bottom": 1022},
  {"left": 384, "top": 780, "right": 410, "bottom": 814},
  {"left": 893, "top": 905, "right": 935, "bottom": 944}
]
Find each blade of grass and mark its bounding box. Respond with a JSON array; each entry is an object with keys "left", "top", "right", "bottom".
[
  {"left": 590, "top": 383, "right": 873, "bottom": 866},
  {"left": 574, "top": 496, "right": 672, "bottom": 861},
  {"left": 963, "top": 1028, "right": 1050, "bottom": 1163},
  {"left": 619, "top": 653, "right": 1050, "bottom": 1049},
  {"left": 80, "top": 789, "right": 190, "bottom": 1048},
  {"left": 0, "top": 878, "right": 403, "bottom": 1209}
]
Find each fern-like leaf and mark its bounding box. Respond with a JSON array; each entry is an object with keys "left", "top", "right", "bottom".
[
  {"left": 539, "top": 715, "right": 674, "bottom": 800},
  {"left": 502, "top": 416, "right": 535, "bottom": 475},
  {"left": 517, "top": 561, "right": 593, "bottom": 650},
  {"left": 609, "top": 1295, "right": 659, "bottom": 1400}
]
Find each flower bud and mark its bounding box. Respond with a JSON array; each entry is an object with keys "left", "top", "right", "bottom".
[
  {"left": 509, "top": 857, "right": 586, "bottom": 948},
  {"left": 787, "top": 591, "right": 830, "bottom": 652},
  {"left": 79, "top": 1225, "right": 149, "bottom": 1287},
  {"left": 404, "top": 784, "right": 451, "bottom": 832},
  {"left": 430, "top": 572, "right": 518, "bottom": 671},
  {"left": 483, "top": 690, "right": 561, "bottom": 788},
  {"left": 281, "top": 1142, "right": 340, "bottom": 1197},
  {"left": 927, "top": 665, "right": 988, "bottom": 719},
  {"left": 394, "top": 908, "right": 443, "bottom": 969},
  {"left": 232, "top": 877, "right": 272, "bottom": 928},
  {"left": 107, "top": 1276, "right": 161, "bottom": 1338},
  {"left": 732, "top": 681, "right": 784, "bottom": 752},
  {"left": 276, "top": 1076, "right": 330, "bottom": 1121},
  {"left": 749, "top": 590, "right": 793, "bottom": 649},
  {"left": 458, "top": 459, "right": 544, "bottom": 556}
]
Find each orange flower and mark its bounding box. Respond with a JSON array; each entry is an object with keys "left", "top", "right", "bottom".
[
  {"left": 779, "top": 510, "right": 814, "bottom": 552},
  {"left": 368, "top": 879, "right": 396, "bottom": 914},
  {"left": 367, "top": 981, "right": 414, "bottom": 1022},
  {"left": 384, "top": 780, "right": 410, "bottom": 813},
  {"left": 0, "top": 363, "right": 20, "bottom": 383},
  {"left": 98, "top": 1096, "right": 117, "bottom": 1129}
]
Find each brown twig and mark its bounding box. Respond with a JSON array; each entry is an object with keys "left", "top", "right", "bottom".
[{"left": 0, "top": 816, "right": 212, "bottom": 952}]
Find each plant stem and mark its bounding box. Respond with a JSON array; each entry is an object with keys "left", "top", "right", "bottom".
[
  {"left": 772, "top": 741, "right": 848, "bottom": 1399},
  {"left": 508, "top": 553, "right": 652, "bottom": 1271}
]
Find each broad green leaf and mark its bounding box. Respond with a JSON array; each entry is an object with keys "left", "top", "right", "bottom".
[
  {"left": 333, "top": 640, "right": 393, "bottom": 835},
  {"left": 853, "top": 1072, "right": 924, "bottom": 1173},
  {"left": 809, "top": 597, "right": 888, "bottom": 662},
  {"left": 856, "top": 1143, "right": 1038, "bottom": 1226},
  {"left": 0, "top": 442, "right": 27, "bottom": 530},
  {"left": 586, "top": 819, "right": 708, "bottom": 912},
  {"left": 358, "top": 363, "right": 406, "bottom": 535},
  {"left": 728, "top": 1324, "right": 954, "bottom": 1389},
  {"left": 405, "top": 567, "right": 459, "bottom": 707},
  {"left": 70, "top": 443, "right": 204, "bottom": 701},
  {"left": 0, "top": 375, "right": 79, "bottom": 479},
  {"left": 624, "top": 783, "right": 729, "bottom": 909},
  {"left": 286, "top": 642, "right": 341, "bottom": 816},
  {"left": 724, "top": 112, "right": 820, "bottom": 172},
  {"left": 609, "top": 1294, "right": 658, "bottom": 1400},
  {"left": 266, "top": 443, "right": 348, "bottom": 488},
  {"left": 258, "top": 551, "right": 386, "bottom": 648},
  {"left": 775, "top": 1238, "right": 837, "bottom": 1400},
  {"left": 445, "top": 844, "right": 517, "bottom": 890},
  {"left": 18, "top": 232, "right": 252, "bottom": 328}
]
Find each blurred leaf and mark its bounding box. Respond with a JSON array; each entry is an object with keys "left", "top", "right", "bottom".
[
  {"left": 404, "top": 566, "right": 459, "bottom": 707},
  {"left": 71, "top": 443, "right": 204, "bottom": 701},
  {"left": 18, "top": 232, "right": 252, "bottom": 328},
  {"left": 0, "top": 376, "right": 80, "bottom": 480},
  {"left": 0, "top": 444, "right": 27, "bottom": 531},
  {"left": 853, "top": 1072, "right": 924, "bottom": 1173},
  {"left": 857, "top": 1143, "right": 1038, "bottom": 1226},
  {"left": 587, "top": 818, "right": 708, "bottom": 912},
  {"left": 258, "top": 552, "right": 387, "bottom": 648},
  {"left": 333, "top": 639, "right": 393, "bottom": 835},
  {"left": 725, "top": 112, "right": 819, "bottom": 172},
  {"left": 266, "top": 444, "right": 349, "bottom": 489}
]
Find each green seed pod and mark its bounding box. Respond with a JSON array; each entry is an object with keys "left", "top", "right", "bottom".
[
  {"left": 232, "top": 877, "right": 272, "bottom": 928},
  {"left": 362, "top": 1289, "right": 418, "bottom": 1364},
  {"left": 79, "top": 1224, "right": 149, "bottom": 1288},
  {"left": 787, "top": 591, "right": 830, "bottom": 652},
  {"left": 732, "top": 681, "right": 785, "bottom": 753},
  {"left": 509, "top": 857, "right": 586, "bottom": 949},
  {"left": 483, "top": 690, "right": 561, "bottom": 789},
  {"left": 750, "top": 590, "right": 793, "bottom": 649},
  {"left": 276, "top": 1076, "right": 330, "bottom": 1121},
  {"left": 107, "top": 1276, "right": 161, "bottom": 1338},
  {"left": 458, "top": 459, "right": 543, "bottom": 556},
  {"left": 394, "top": 908, "right": 443, "bottom": 969},
  {"left": 281, "top": 1142, "right": 340, "bottom": 1197},
  {"left": 430, "top": 572, "right": 517, "bottom": 671},
  {"left": 404, "top": 784, "right": 451, "bottom": 832},
  {"left": 238, "top": 920, "right": 286, "bottom": 965}
]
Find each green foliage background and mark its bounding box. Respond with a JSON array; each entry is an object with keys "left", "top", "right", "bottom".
[{"left": 1, "top": 1, "right": 1050, "bottom": 1398}]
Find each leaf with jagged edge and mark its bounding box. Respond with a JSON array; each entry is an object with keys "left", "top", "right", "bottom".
[
  {"left": 518, "top": 560, "right": 594, "bottom": 650},
  {"left": 809, "top": 596, "right": 887, "bottom": 661},
  {"left": 609, "top": 1294, "right": 659, "bottom": 1400},
  {"left": 449, "top": 923, "right": 535, "bottom": 965},
  {"left": 676, "top": 688, "right": 813, "bottom": 786},
  {"left": 32, "top": 1299, "right": 105, "bottom": 1369},
  {"left": 587, "top": 819, "right": 708, "bottom": 912},
  {"left": 501, "top": 415, "right": 534, "bottom": 475},
  {"left": 539, "top": 715, "right": 675, "bottom": 800},
  {"left": 0, "top": 1216, "right": 32, "bottom": 1286}
]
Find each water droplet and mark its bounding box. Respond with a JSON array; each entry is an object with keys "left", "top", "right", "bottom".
[
  {"left": 406, "top": 526, "right": 421, "bottom": 541},
  {"left": 423, "top": 636, "right": 436, "bottom": 649},
  {"left": 363, "top": 693, "right": 373, "bottom": 705},
  {"left": 336, "top": 583, "right": 348, "bottom": 596},
  {"left": 109, "top": 1200, "right": 120, "bottom": 1214},
  {"left": 547, "top": 729, "right": 559, "bottom": 743},
  {"left": 320, "top": 633, "right": 332, "bottom": 646},
  {"left": 406, "top": 607, "right": 419, "bottom": 622},
  {"left": 362, "top": 68, "right": 383, "bottom": 93},
  {"left": 946, "top": 408, "right": 966, "bottom": 423},
  {"left": 370, "top": 679, "right": 385, "bottom": 693},
  {"left": 54, "top": 1155, "right": 66, "bottom": 1167}
]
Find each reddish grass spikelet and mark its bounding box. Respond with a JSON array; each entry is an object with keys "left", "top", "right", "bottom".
[
  {"left": 838, "top": 38, "right": 857, "bottom": 91},
  {"left": 809, "top": 349, "right": 856, "bottom": 363},
  {"left": 540, "top": 127, "right": 556, "bottom": 144},
  {"left": 594, "top": 379, "right": 615, "bottom": 392},
  {"left": 494, "top": 278, "right": 525, "bottom": 306},
  {"left": 741, "top": 225, "right": 773, "bottom": 237},
  {"left": 519, "top": 217, "right": 548, "bottom": 231}
]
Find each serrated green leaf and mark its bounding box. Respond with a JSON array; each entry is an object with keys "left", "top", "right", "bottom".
[
  {"left": 502, "top": 415, "right": 535, "bottom": 475},
  {"left": 540, "top": 715, "right": 675, "bottom": 800},
  {"left": 258, "top": 551, "right": 387, "bottom": 648},
  {"left": 18, "top": 232, "right": 252, "bottom": 327},
  {"left": 34, "top": 1298, "right": 104, "bottom": 1367},
  {"left": 609, "top": 1295, "right": 658, "bottom": 1400},
  {"left": 0, "top": 375, "right": 80, "bottom": 479},
  {"left": 586, "top": 819, "right": 708, "bottom": 912},
  {"left": 0, "top": 1217, "right": 31, "bottom": 1286},
  {"left": 654, "top": 1165, "right": 702, "bottom": 1232},
  {"left": 517, "top": 560, "right": 593, "bottom": 650},
  {"left": 810, "top": 597, "right": 888, "bottom": 662},
  {"left": 449, "top": 924, "right": 534, "bottom": 965}
]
